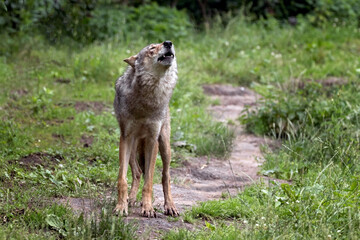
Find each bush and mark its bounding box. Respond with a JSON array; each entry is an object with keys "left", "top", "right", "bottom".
[
  {"left": 309, "top": 0, "right": 360, "bottom": 25},
  {"left": 37, "top": 0, "right": 97, "bottom": 43},
  {"left": 1, "top": 1, "right": 359, "bottom": 44},
  {"left": 89, "top": 3, "right": 192, "bottom": 42},
  {"left": 126, "top": 3, "right": 192, "bottom": 41},
  {"left": 0, "top": 2, "right": 192, "bottom": 43},
  {"left": 241, "top": 81, "right": 359, "bottom": 138}
]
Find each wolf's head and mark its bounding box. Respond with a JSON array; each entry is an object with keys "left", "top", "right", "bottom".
[{"left": 124, "top": 41, "right": 176, "bottom": 71}]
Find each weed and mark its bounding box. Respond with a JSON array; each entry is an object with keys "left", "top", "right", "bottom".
[{"left": 183, "top": 212, "right": 196, "bottom": 224}]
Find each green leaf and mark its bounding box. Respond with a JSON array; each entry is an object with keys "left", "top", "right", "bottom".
[
  {"left": 1, "top": 1, "right": 7, "bottom": 11},
  {"left": 281, "top": 183, "right": 296, "bottom": 200},
  {"left": 46, "top": 214, "right": 63, "bottom": 229},
  {"left": 205, "top": 221, "right": 216, "bottom": 231}
]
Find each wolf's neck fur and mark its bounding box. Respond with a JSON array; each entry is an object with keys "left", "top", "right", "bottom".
[
  {"left": 114, "top": 61, "right": 178, "bottom": 121},
  {"left": 134, "top": 63, "right": 178, "bottom": 105}
]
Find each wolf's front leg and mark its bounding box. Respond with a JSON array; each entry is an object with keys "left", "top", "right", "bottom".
[
  {"left": 128, "top": 140, "right": 142, "bottom": 206},
  {"left": 141, "top": 138, "right": 158, "bottom": 218},
  {"left": 159, "top": 122, "right": 179, "bottom": 216},
  {"left": 114, "top": 135, "right": 133, "bottom": 216}
]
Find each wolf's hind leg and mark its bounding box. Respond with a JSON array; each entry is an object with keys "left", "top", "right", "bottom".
[{"left": 159, "top": 120, "right": 179, "bottom": 216}]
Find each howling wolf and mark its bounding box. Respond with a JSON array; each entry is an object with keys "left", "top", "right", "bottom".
[{"left": 113, "top": 41, "right": 179, "bottom": 218}]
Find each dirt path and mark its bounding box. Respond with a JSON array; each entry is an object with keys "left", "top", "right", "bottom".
[
  {"left": 129, "top": 84, "right": 274, "bottom": 238},
  {"left": 152, "top": 84, "right": 266, "bottom": 207},
  {"left": 59, "top": 84, "right": 271, "bottom": 239}
]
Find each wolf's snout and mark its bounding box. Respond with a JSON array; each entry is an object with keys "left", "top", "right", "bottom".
[
  {"left": 157, "top": 41, "right": 175, "bottom": 66},
  {"left": 163, "top": 41, "right": 172, "bottom": 48}
]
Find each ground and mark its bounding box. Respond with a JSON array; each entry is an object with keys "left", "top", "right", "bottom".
[
  {"left": 2, "top": 18, "right": 359, "bottom": 239},
  {"left": 57, "top": 84, "right": 277, "bottom": 239}
]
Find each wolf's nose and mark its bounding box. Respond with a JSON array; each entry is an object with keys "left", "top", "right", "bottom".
[{"left": 163, "top": 41, "right": 172, "bottom": 48}]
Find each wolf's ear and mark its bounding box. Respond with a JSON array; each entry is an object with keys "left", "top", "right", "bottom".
[{"left": 124, "top": 55, "right": 138, "bottom": 68}]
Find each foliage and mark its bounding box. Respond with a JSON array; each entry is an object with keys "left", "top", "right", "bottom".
[
  {"left": 9, "top": 201, "right": 136, "bottom": 239},
  {"left": 130, "top": 3, "right": 192, "bottom": 41},
  {"left": 169, "top": 176, "right": 360, "bottom": 239},
  {"left": 39, "top": 2, "right": 192, "bottom": 43},
  {"left": 241, "top": 81, "right": 360, "bottom": 138},
  {"left": 130, "top": 0, "right": 360, "bottom": 25},
  {"left": 193, "top": 122, "right": 234, "bottom": 158},
  {"left": 1, "top": 8, "right": 360, "bottom": 239},
  {"left": 0, "top": 9, "right": 236, "bottom": 238},
  {"left": 37, "top": 0, "right": 97, "bottom": 43},
  {"left": 241, "top": 0, "right": 360, "bottom": 23},
  {"left": 164, "top": 12, "right": 360, "bottom": 240},
  {"left": 164, "top": 224, "right": 241, "bottom": 240},
  {"left": 2, "top": 0, "right": 360, "bottom": 41},
  {"left": 309, "top": 0, "right": 360, "bottom": 25},
  {"left": 0, "top": 121, "right": 32, "bottom": 158},
  {"left": 0, "top": 1, "right": 192, "bottom": 43}
]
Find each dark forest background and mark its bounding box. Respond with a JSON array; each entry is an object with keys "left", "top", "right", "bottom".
[{"left": 1, "top": 0, "right": 359, "bottom": 44}]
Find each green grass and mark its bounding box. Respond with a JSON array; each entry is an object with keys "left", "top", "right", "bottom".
[
  {"left": 0, "top": 199, "right": 137, "bottom": 239},
  {"left": 165, "top": 17, "right": 360, "bottom": 240},
  {"left": 0, "top": 16, "right": 233, "bottom": 240},
  {"left": 1, "top": 14, "right": 360, "bottom": 239}
]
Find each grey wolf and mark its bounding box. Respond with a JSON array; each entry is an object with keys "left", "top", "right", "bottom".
[{"left": 113, "top": 41, "right": 179, "bottom": 217}]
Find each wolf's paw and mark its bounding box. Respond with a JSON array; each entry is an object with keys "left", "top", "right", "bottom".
[
  {"left": 113, "top": 203, "right": 128, "bottom": 216},
  {"left": 164, "top": 202, "right": 179, "bottom": 216},
  {"left": 141, "top": 204, "right": 156, "bottom": 218},
  {"left": 128, "top": 198, "right": 138, "bottom": 207}
]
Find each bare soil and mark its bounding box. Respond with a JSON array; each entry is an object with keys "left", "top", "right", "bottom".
[
  {"left": 292, "top": 77, "right": 348, "bottom": 90},
  {"left": 74, "top": 101, "right": 108, "bottom": 114},
  {"left": 151, "top": 84, "right": 271, "bottom": 211},
  {"left": 52, "top": 133, "right": 65, "bottom": 141},
  {"left": 14, "top": 152, "right": 64, "bottom": 170},
  {"left": 58, "top": 197, "right": 99, "bottom": 216},
  {"left": 80, "top": 134, "right": 94, "bottom": 148},
  {"left": 55, "top": 78, "right": 71, "bottom": 84},
  {"left": 59, "top": 84, "right": 274, "bottom": 239},
  {"left": 10, "top": 89, "right": 29, "bottom": 100}
]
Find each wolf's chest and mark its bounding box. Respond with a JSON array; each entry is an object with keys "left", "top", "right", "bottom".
[
  {"left": 126, "top": 80, "right": 173, "bottom": 117},
  {"left": 123, "top": 118, "right": 164, "bottom": 139},
  {"left": 126, "top": 101, "right": 167, "bottom": 121}
]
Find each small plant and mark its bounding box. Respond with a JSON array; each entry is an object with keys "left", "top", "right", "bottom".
[
  {"left": 31, "top": 87, "right": 53, "bottom": 114},
  {"left": 241, "top": 82, "right": 357, "bottom": 138},
  {"left": 194, "top": 122, "right": 234, "bottom": 158},
  {"left": 183, "top": 211, "right": 196, "bottom": 224},
  {"left": 21, "top": 201, "right": 137, "bottom": 239}
]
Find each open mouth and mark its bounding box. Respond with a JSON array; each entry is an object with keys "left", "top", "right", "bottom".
[{"left": 158, "top": 51, "right": 174, "bottom": 62}]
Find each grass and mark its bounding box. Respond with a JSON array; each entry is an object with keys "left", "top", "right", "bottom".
[
  {"left": 0, "top": 15, "right": 233, "bottom": 240},
  {"left": 1, "top": 14, "right": 360, "bottom": 239},
  {"left": 1, "top": 198, "right": 137, "bottom": 239},
  {"left": 165, "top": 17, "right": 360, "bottom": 240}
]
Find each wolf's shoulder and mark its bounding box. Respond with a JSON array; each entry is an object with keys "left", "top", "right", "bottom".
[{"left": 115, "top": 67, "right": 135, "bottom": 90}]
